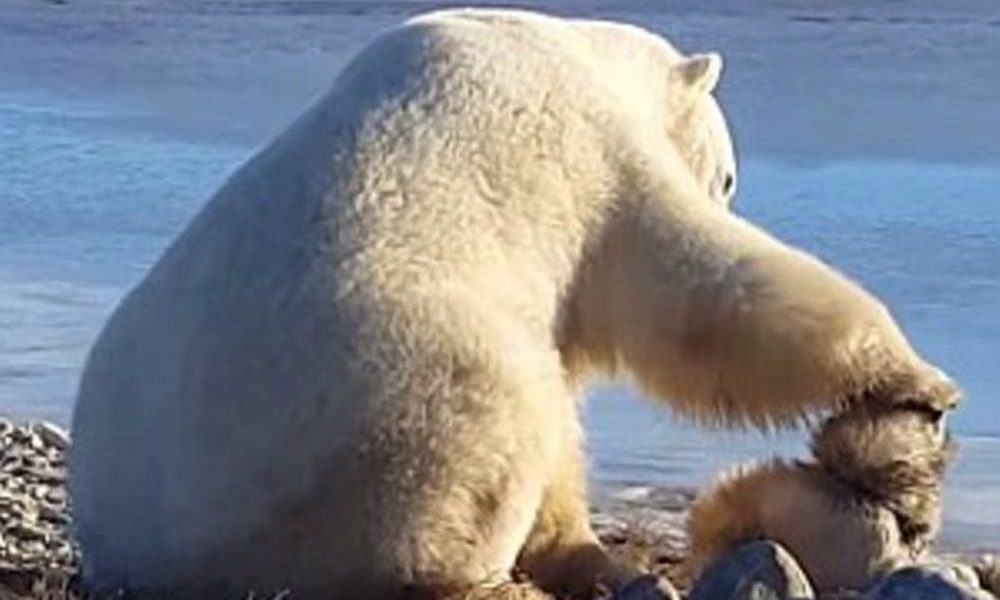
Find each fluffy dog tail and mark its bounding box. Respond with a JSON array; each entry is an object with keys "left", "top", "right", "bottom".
[{"left": 686, "top": 460, "right": 796, "bottom": 574}]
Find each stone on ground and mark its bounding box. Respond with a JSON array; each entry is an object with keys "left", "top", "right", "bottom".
[
  {"left": 977, "top": 556, "right": 1000, "bottom": 597},
  {"left": 613, "top": 574, "right": 680, "bottom": 600},
  {"left": 688, "top": 540, "right": 816, "bottom": 600},
  {"left": 864, "top": 566, "right": 996, "bottom": 600}
]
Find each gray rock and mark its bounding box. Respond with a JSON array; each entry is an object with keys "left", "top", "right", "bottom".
[
  {"left": 614, "top": 574, "right": 681, "bottom": 600},
  {"left": 0, "top": 493, "right": 20, "bottom": 511},
  {"left": 32, "top": 422, "right": 69, "bottom": 451},
  {"left": 689, "top": 541, "right": 816, "bottom": 600},
  {"left": 865, "top": 567, "right": 995, "bottom": 600},
  {"left": 22, "top": 540, "right": 46, "bottom": 556},
  {"left": 945, "top": 563, "right": 984, "bottom": 590},
  {"left": 19, "top": 465, "right": 64, "bottom": 485},
  {"left": 6, "top": 522, "right": 46, "bottom": 542},
  {"left": 915, "top": 558, "right": 984, "bottom": 590},
  {"left": 44, "top": 486, "right": 66, "bottom": 504},
  {"left": 37, "top": 502, "right": 68, "bottom": 525},
  {"left": 0, "top": 421, "right": 79, "bottom": 573},
  {"left": 978, "top": 556, "right": 1000, "bottom": 597}
]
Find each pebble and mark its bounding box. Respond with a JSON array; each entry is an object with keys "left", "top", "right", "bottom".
[
  {"left": 977, "top": 556, "right": 1000, "bottom": 597},
  {"left": 688, "top": 540, "right": 816, "bottom": 600},
  {"left": 864, "top": 566, "right": 996, "bottom": 600},
  {"left": 0, "top": 416, "right": 998, "bottom": 600},
  {"left": 33, "top": 423, "right": 70, "bottom": 452},
  {"left": 614, "top": 574, "right": 681, "bottom": 600},
  {"left": 925, "top": 561, "right": 986, "bottom": 591},
  {"left": 0, "top": 419, "right": 78, "bottom": 579}
]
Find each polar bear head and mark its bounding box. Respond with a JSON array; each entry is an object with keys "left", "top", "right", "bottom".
[
  {"left": 414, "top": 11, "right": 738, "bottom": 207},
  {"left": 669, "top": 53, "right": 738, "bottom": 207},
  {"left": 556, "top": 17, "right": 737, "bottom": 207}
]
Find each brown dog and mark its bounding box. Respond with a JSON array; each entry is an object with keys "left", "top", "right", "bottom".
[{"left": 688, "top": 401, "right": 954, "bottom": 592}]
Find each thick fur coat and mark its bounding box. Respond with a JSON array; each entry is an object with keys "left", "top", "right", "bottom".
[
  {"left": 687, "top": 403, "right": 954, "bottom": 591},
  {"left": 71, "top": 8, "right": 958, "bottom": 599}
]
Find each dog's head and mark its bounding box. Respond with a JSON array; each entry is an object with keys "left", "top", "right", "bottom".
[
  {"left": 812, "top": 401, "right": 953, "bottom": 496},
  {"left": 811, "top": 401, "right": 955, "bottom": 546}
]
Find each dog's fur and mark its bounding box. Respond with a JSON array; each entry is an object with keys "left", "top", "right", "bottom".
[{"left": 687, "top": 402, "right": 954, "bottom": 591}]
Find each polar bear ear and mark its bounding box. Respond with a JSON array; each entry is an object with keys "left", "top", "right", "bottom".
[{"left": 677, "top": 52, "right": 723, "bottom": 94}]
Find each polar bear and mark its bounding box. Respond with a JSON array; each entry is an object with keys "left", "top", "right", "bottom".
[
  {"left": 687, "top": 400, "right": 954, "bottom": 592},
  {"left": 70, "top": 8, "right": 957, "bottom": 600}
]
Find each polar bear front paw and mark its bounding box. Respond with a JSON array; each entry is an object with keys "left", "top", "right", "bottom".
[{"left": 853, "top": 364, "right": 960, "bottom": 416}]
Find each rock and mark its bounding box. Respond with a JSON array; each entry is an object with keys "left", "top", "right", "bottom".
[
  {"left": 864, "top": 567, "right": 995, "bottom": 600},
  {"left": 23, "top": 540, "right": 46, "bottom": 556},
  {"left": 614, "top": 574, "right": 681, "bottom": 600},
  {"left": 6, "top": 522, "right": 46, "bottom": 542},
  {"left": 689, "top": 541, "right": 815, "bottom": 600},
  {"left": 18, "top": 465, "right": 64, "bottom": 485},
  {"left": 33, "top": 422, "right": 69, "bottom": 451},
  {"left": 32, "top": 485, "right": 49, "bottom": 501},
  {"left": 38, "top": 502, "right": 68, "bottom": 525},
  {"left": 947, "top": 563, "right": 985, "bottom": 591},
  {"left": 977, "top": 556, "right": 1000, "bottom": 597},
  {"left": 1, "top": 446, "right": 24, "bottom": 464},
  {"left": 44, "top": 487, "right": 66, "bottom": 504},
  {"left": 916, "top": 558, "right": 984, "bottom": 590},
  {"left": 0, "top": 492, "right": 20, "bottom": 511},
  {"left": 0, "top": 420, "right": 79, "bottom": 576},
  {"left": 0, "top": 565, "right": 36, "bottom": 597}
]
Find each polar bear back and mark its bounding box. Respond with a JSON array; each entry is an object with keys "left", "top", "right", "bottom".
[{"left": 69, "top": 9, "right": 736, "bottom": 589}]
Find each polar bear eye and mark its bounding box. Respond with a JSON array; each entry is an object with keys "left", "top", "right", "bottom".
[{"left": 722, "top": 172, "right": 735, "bottom": 196}]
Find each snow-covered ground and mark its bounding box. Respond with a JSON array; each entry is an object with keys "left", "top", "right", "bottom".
[{"left": 1, "top": 0, "right": 998, "bottom": 549}]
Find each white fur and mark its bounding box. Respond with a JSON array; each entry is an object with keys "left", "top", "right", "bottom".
[{"left": 70, "top": 9, "right": 955, "bottom": 599}]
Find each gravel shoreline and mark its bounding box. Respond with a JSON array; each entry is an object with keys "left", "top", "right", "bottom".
[
  {"left": 1, "top": 418, "right": 996, "bottom": 599},
  {"left": 0, "top": 418, "right": 692, "bottom": 599},
  {"left": 0, "top": 419, "right": 79, "bottom": 599}
]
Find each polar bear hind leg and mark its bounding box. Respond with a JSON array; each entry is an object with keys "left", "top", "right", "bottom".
[{"left": 517, "top": 428, "right": 640, "bottom": 596}]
